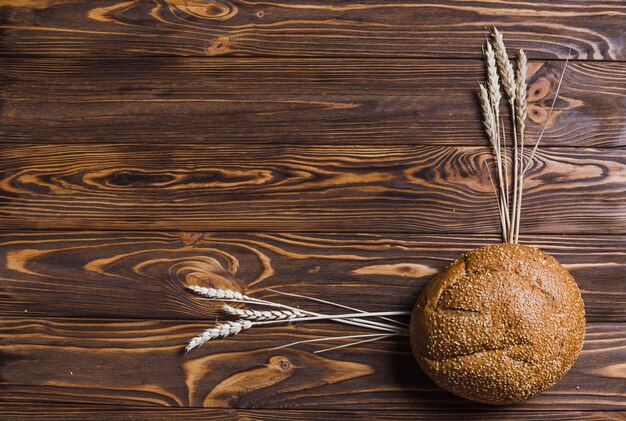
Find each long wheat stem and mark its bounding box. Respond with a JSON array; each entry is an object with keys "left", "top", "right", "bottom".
[
  {"left": 253, "top": 311, "right": 411, "bottom": 326},
  {"left": 509, "top": 101, "right": 519, "bottom": 243},
  {"left": 224, "top": 305, "right": 409, "bottom": 332},
  {"left": 270, "top": 333, "right": 401, "bottom": 352},
  {"left": 251, "top": 290, "right": 411, "bottom": 332},
  {"left": 247, "top": 298, "right": 402, "bottom": 333},
  {"left": 501, "top": 116, "right": 510, "bottom": 218},
  {"left": 523, "top": 55, "right": 570, "bottom": 174},
  {"left": 484, "top": 40, "right": 510, "bottom": 236},
  {"left": 266, "top": 288, "right": 410, "bottom": 328},
  {"left": 485, "top": 162, "right": 508, "bottom": 243},
  {"left": 314, "top": 334, "right": 395, "bottom": 354},
  {"left": 492, "top": 27, "right": 521, "bottom": 243},
  {"left": 514, "top": 50, "right": 528, "bottom": 243},
  {"left": 479, "top": 83, "right": 508, "bottom": 240}
]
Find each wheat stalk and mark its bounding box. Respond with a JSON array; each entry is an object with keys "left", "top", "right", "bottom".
[
  {"left": 185, "top": 286, "right": 409, "bottom": 352},
  {"left": 480, "top": 29, "right": 568, "bottom": 244},
  {"left": 270, "top": 333, "right": 396, "bottom": 351},
  {"left": 251, "top": 311, "right": 410, "bottom": 326},
  {"left": 500, "top": 115, "right": 510, "bottom": 211},
  {"left": 479, "top": 83, "right": 508, "bottom": 240},
  {"left": 491, "top": 27, "right": 520, "bottom": 243},
  {"left": 186, "top": 319, "right": 252, "bottom": 353},
  {"left": 186, "top": 285, "right": 250, "bottom": 301},
  {"left": 484, "top": 40, "right": 510, "bottom": 235},
  {"left": 523, "top": 55, "right": 570, "bottom": 174},
  {"left": 222, "top": 304, "right": 306, "bottom": 321},
  {"left": 266, "top": 287, "right": 410, "bottom": 328},
  {"left": 314, "top": 334, "right": 395, "bottom": 354},
  {"left": 479, "top": 84, "right": 498, "bottom": 145},
  {"left": 515, "top": 50, "right": 528, "bottom": 142},
  {"left": 188, "top": 285, "right": 406, "bottom": 333},
  {"left": 514, "top": 49, "right": 528, "bottom": 242},
  {"left": 484, "top": 41, "right": 502, "bottom": 116}
]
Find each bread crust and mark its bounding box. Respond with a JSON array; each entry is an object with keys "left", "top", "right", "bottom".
[{"left": 410, "top": 243, "right": 586, "bottom": 404}]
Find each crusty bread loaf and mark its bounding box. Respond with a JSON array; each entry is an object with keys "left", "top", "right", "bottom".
[{"left": 410, "top": 243, "right": 585, "bottom": 404}]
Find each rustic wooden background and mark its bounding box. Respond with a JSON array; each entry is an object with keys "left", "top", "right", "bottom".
[{"left": 1, "top": 0, "right": 625, "bottom": 419}]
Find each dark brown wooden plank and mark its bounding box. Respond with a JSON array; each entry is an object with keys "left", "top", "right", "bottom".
[
  {"left": 0, "top": 318, "right": 623, "bottom": 409},
  {"left": 1, "top": 58, "right": 625, "bottom": 147},
  {"left": 1, "top": 406, "right": 625, "bottom": 421},
  {"left": 1, "top": 144, "right": 624, "bottom": 233},
  {"left": 0, "top": 1, "right": 624, "bottom": 59},
  {"left": 1, "top": 232, "right": 624, "bottom": 321}
]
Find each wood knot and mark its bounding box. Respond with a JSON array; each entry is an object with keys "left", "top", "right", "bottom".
[
  {"left": 168, "top": 0, "right": 238, "bottom": 20},
  {"left": 308, "top": 266, "right": 321, "bottom": 274},
  {"left": 207, "top": 35, "right": 232, "bottom": 56},
  {"left": 103, "top": 169, "right": 175, "bottom": 187},
  {"left": 267, "top": 356, "right": 293, "bottom": 372},
  {"left": 527, "top": 104, "right": 547, "bottom": 124},
  {"left": 179, "top": 232, "right": 204, "bottom": 247},
  {"left": 169, "top": 257, "right": 242, "bottom": 292},
  {"left": 528, "top": 77, "right": 551, "bottom": 102}
]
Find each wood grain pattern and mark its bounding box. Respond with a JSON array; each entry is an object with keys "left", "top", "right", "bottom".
[
  {"left": 1, "top": 144, "right": 624, "bottom": 233},
  {"left": 0, "top": 318, "right": 624, "bottom": 409},
  {"left": 1, "top": 232, "right": 624, "bottom": 321},
  {"left": 1, "top": 0, "right": 625, "bottom": 59},
  {"left": 1, "top": 406, "right": 625, "bottom": 421},
  {"left": 1, "top": 58, "right": 625, "bottom": 147},
  {"left": 2, "top": 0, "right": 625, "bottom": 416}
]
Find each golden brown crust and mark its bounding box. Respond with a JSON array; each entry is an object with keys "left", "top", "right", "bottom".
[{"left": 410, "top": 243, "right": 586, "bottom": 405}]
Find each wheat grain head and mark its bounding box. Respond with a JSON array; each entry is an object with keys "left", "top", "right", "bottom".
[
  {"left": 186, "top": 319, "right": 253, "bottom": 352},
  {"left": 492, "top": 28, "right": 517, "bottom": 102},
  {"left": 222, "top": 304, "right": 306, "bottom": 321}
]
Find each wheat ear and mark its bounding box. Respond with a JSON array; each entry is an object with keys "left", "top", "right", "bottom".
[
  {"left": 484, "top": 41, "right": 502, "bottom": 116},
  {"left": 484, "top": 40, "right": 510, "bottom": 234},
  {"left": 186, "top": 285, "right": 251, "bottom": 301},
  {"left": 479, "top": 83, "right": 508, "bottom": 241},
  {"left": 186, "top": 320, "right": 252, "bottom": 352},
  {"left": 222, "top": 304, "right": 306, "bottom": 321},
  {"left": 492, "top": 28, "right": 517, "bottom": 101},
  {"left": 479, "top": 84, "right": 498, "bottom": 145}
]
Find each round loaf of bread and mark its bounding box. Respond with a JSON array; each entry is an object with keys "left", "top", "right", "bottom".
[{"left": 410, "top": 243, "right": 585, "bottom": 404}]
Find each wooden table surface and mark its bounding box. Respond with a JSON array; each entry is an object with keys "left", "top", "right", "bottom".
[{"left": 1, "top": 1, "right": 625, "bottom": 419}]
